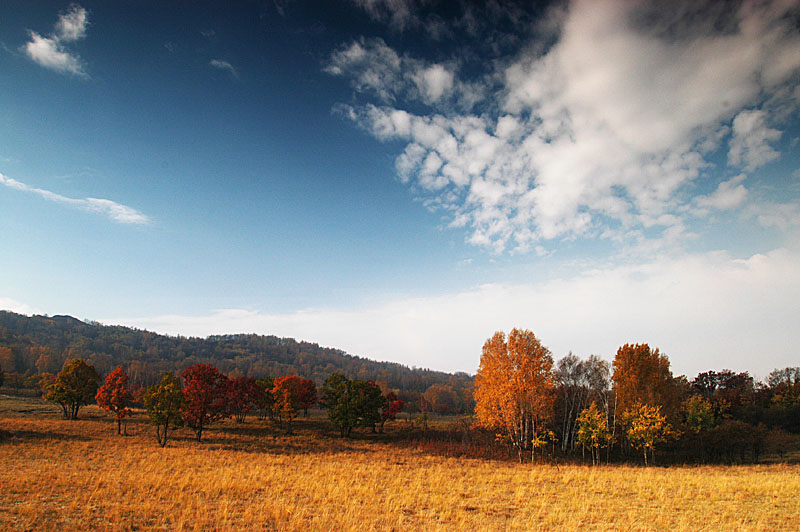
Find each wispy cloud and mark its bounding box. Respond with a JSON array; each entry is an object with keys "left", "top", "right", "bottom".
[
  {"left": 209, "top": 59, "right": 238, "bottom": 78},
  {"left": 0, "top": 173, "right": 150, "bottom": 225},
  {"left": 22, "top": 4, "right": 89, "bottom": 77},
  {"left": 329, "top": 0, "right": 800, "bottom": 254},
  {"left": 106, "top": 247, "right": 800, "bottom": 378}
]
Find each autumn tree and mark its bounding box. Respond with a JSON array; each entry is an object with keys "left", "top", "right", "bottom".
[
  {"left": 95, "top": 366, "right": 134, "bottom": 435},
  {"left": 576, "top": 402, "right": 611, "bottom": 465},
  {"left": 255, "top": 376, "right": 275, "bottom": 420},
  {"left": 45, "top": 358, "right": 100, "bottom": 419},
  {"left": 228, "top": 376, "right": 260, "bottom": 423},
  {"left": 623, "top": 403, "right": 673, "bottom": 466},
  {"left": 379, "top": 391, "right": 405, "bottom": 432},
  {"left": 296, "top": 378, "right": 317, "bottom": 416},
  {"left": 474, "top": 329, "right": 555, "bottom": 463},
  {"left": 612, "top": 343, "right": 678, "bottom": 419},
  {"left": 181, "top": 363, "right": 230, "bottom": 442},
  {"left": 320, "top": 373, "right": 386, "bottom": 437},
  {"left": 272, "top": 375, "right": 313, "bottom": 434},
  {"left": 144, "top": 372, "right": 185, "bottom": 447}
]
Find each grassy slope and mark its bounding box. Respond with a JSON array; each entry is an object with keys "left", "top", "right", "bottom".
[{"left": 1, "top": 395, "right": 798, "bottom": 531}]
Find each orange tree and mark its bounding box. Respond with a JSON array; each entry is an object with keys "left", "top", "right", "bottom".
[
  {"left": 273, "top": 376, "right": 315, "bottom": 434},
  {"left": 612, "top": 343, "right": 679, "bottom": 419},
  {"left": 474, "top": 328, "right": 555, "bottom": 463},
  {"left": 95, "top": 366, "right": 134, "bottom": 435}
]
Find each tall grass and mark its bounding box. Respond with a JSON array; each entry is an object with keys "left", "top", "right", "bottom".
[{"left": 1, "top": 397, "right": 798, "bottom": 531}]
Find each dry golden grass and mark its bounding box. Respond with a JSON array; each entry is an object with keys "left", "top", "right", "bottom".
[{"left": 1, "top": 395, "right": 798, "bottom": 531}]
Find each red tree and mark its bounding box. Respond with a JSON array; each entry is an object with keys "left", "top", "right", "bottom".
[
  {"left": 297, "top": 378, "right": 317, "bottom": 416},
  {"left": 379, "top": 391, "right": 405, "bottom": 432},
  {"left": 228, "top": 376, "right": 260, "bottom": 423},
  {"left": 181, "top": 364, "right": 230, "bottom": 441},
  {"left": 95, "top": 366, "right": 134, "bottom": 435}
]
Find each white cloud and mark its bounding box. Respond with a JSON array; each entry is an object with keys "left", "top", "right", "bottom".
[
  {"left": 728, "top": 109, "right": 782, "bottom": 171},
  {"left": 695, "top": 174, "right": 748, "bottom": 212},
  {"left": 329, "top": 0, "right": 800, "bottom": 253},
  {"left": 0, "top": 298, "right": 40, "bottom": 316},
  {"left": 106, "top": 247, "right": 800, "bottom": 379},
  {"left": 209, "top": 59, "right": 238, "bottom": 78},
  {"left": 325, "top": 38, "right": 476, "bottom": 108},
  {"left": 0, "top": 173, "right": 150, "bottom": 225},
  {"left": 22, "top": 5, "right": 89, "bottom": 77},
  {"left": 350, "top": 0, "right": 418, "bottom": 31}
]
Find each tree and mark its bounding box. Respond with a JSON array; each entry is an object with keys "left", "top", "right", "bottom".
[
  {"left": 612, "top": 344, "right": 678, "bottom": 419},
  {"left": 379, "top": 391, "right": 405, "bottom": 432},
  {"left": 296, "top": 378, "right": 317, "bottom": 416},
  {"left": 228, "top": 376, "right": 260, "bottom": 423},
  {"left": 576, "top": 402, "right": 611, "bottom": 465},
  {"left": 44, "top": 359, "right": 100, "bottom": 419},
  {"left": 0, "top": 362, "right": 4, "bottom": 388},
  {"left": 423, "top": 384, "right": 459, "bottom": 415},
  {"left": 95, "top": 366, "right": 134, "bottom": 435},
  {"left": 144, "top": 372, "right": 185, "bottom": 447},
  {"left": 181, "top": 364, "right": 230, "bottom": 442},
  {"left": 254, "top": 376, "right": 275, "bottom": 420},
  {"left": 272, "top": 375, "right": 308, "bottom": 434},
  {"left": 320, "top": 373, "right": 386, "bottom": 437},
  {"left": 684, "top": 395, "right": 715, "bottom": 434},
  {"left": 474, "top": 329, "right": 555, "bottom": 463},
  {"left": 623, "top": 403, "right": 672, "bottom": 466}
]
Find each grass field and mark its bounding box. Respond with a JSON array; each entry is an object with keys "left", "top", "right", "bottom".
[{"left": 1, "top": 394, "right": 798, "bottom": 531}]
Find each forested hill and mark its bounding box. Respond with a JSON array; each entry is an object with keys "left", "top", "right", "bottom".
[{"left": 0, "top": 311, "right": 473, "bottom": 394}]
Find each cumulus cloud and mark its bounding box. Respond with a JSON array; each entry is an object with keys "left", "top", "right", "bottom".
[
  {"left": 209, "top": 59, "right": 238, "bottom": 78},
  {"left": 695, "top": 174, "right": 749, "bottom": 212},
  {"left": 728, "top": 109, "right": 782, "bottom": 171},
  {"left": 325, "top": 38, "right": 479, "bottom": 109},
  {"left": 106, "top": 247, "right": 800, "bottom": 378},
  {"left": 22, "top": 4, "right": 89, "bottom": 77},
  {"left": 0, "top": 173, "right": 150, "bottom": 225},
  {"left": 329, "top": 0, "right": 800, "bottom": 253}
]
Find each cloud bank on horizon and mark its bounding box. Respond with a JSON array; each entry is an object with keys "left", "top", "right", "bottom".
[{"left": 329, "top": 0, "right": 800, "bottom": 254}]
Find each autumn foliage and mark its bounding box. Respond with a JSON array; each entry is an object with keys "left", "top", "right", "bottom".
[
  {"left": 44, "top": 358, "right": 100, "bottom": 420},
  {"left": 474, "top": 329, "right": 554, "bottom": 463},
  {"left": 181, "top": 363, "right": 230, "bottom": 441},
  {"left": 95, "top": 366, "right": 134, "bottom": 435},
  {"left": 272, "top": 376, "right": 316, "bottom": 434}
]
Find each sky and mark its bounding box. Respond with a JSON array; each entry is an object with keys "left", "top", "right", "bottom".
[{"left": 1, "top": 0, "right": 799, "bottom": 380}]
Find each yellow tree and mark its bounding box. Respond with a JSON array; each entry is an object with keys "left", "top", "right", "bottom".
[
  {"left": 623, "top": 403, "right": 673, "bottom": 466},
  {"left": 576, "top": 402, "right": 612, "bottom": 465},
  {"left": 474, "top": 329, "right": 554, "bottom": 463}
]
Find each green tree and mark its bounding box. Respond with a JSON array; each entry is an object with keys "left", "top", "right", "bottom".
[
  {"left": 44, "top": 359, "right": 100, "bottom": 419},
  {"left": 576, "top": 402, "right": 612, "bottom": 465},
  {"left": 320, "top": 373, "right": 385, "bottom": 437},
  {"left": 144, "top": 372, "right": 185, "bottom": 447}
]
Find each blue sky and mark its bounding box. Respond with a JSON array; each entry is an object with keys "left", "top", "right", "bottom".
[{"left": 1, "top": 0, "right": 799, "bottom": 379}]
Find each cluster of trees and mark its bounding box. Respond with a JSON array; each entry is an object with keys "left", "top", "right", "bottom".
[
  {"left": 0, "top": 311, "right": 471, "bottom": 410},
  {"left": 37, "top": 358, "right": 404, "bottom": 447},
  {"left": 475, "top": 329, "right": 800, "bottom": 465}
]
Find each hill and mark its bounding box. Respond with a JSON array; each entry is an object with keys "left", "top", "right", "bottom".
[{"left": 0, "top": 311, "right": 473, "bottom": 410}]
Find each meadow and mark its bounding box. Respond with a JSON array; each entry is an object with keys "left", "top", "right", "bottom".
[{"left": 1, "top": 394, "right": 798, "bottom": 532}]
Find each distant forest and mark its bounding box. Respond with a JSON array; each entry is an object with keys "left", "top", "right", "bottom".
[{"left": 0, "top": 311, "right": 474, "bottom": 413}]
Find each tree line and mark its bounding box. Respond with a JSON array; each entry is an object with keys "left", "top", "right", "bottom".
[
  {"left": 0, "top": 311, "right": 473, "bottom": 413},
  {"left": 475, "top": 329, "right": 800, "bottom": 465},
  {"left": 38, "top": 358, "right": 406, "bottom": 447}
]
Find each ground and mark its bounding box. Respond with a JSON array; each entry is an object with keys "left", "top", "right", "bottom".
[{"left": 1, "top": 394, "right": 798, "bottom": 531}]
